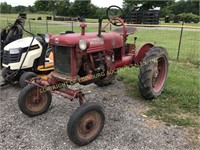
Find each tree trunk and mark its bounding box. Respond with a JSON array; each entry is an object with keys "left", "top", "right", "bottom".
[{"left": 52, "top": 9, "right": 57, "bottom": 20}]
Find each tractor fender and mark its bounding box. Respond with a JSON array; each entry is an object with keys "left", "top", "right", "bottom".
[{"left": 134, "top": 43, "right": 154, "bottom": 63}]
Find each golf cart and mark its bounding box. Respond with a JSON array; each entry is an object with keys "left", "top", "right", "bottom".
[
  {"left": 1, "top": 23, "right": 54, "bottom": 87},
  {"left": 1, "top": 17, "right": 24, "bottom": 67}
]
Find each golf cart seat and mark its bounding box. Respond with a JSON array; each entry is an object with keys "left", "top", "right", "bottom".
[{"left": 112, "top": 26, "right": 137, "bottom": 36}]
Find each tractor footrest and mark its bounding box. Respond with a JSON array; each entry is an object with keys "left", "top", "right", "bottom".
[{"left": 37, "top": 63, "right": 54, "bottom": 71}]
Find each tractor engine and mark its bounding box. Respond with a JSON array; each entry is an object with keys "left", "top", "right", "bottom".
[{"left": 48, "top": 22, "right": 133, "bottom": 85}]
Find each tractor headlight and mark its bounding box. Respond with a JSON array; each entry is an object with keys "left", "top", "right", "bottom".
[
  {"left": 79, "top": 39, "right": 87, "bottom": 51},
  {"left": 44, "top": 34, "right": 50, "bottom": 43},
  {"left": 9, "top": 48, "right": 21, "bottom": 54}
]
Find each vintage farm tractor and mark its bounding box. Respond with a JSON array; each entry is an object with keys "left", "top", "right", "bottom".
[{"left": 18, "top": 6, "right": 168, "bottom": 146}]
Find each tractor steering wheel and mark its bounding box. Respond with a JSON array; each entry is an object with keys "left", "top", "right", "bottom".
[{"left": 106, "top": 5, "right": 124, "bottom": 26}]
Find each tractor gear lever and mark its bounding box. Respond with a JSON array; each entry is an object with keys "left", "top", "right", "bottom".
[
  {"left": 134, "top": 37, "right": 137, "bottom": 45},
  {"left": 98, "top": 18, "right": 103, "bottom": 37}
]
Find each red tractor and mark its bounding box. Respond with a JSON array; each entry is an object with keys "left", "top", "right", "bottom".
[{"left": 18, "top": 6, "right": 168, "bottom": 146}]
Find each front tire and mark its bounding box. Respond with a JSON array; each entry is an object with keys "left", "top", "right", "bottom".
[
  {"left": 67, "top": 102, "right": 105, "bottom": 146},
  {"left": 19, "top": 72, "right": 37, "bottom": 88},
  {"left": 138, "top": 46, "right": 169, "bottom": 100},
  {"left": 18, "top": 84, "right": 52, "bottom": 117}
]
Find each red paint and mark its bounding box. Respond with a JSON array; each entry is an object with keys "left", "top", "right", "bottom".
[
  {"left": 113, "top": 55, "right": 133, "bottom": 69},
  {"left": 36, "top": 17, "right": 156, "bottom": 106},
  {"left": 134, "top": 43, "right": 154, "bottom": 63},
  {"left": 80, "top": 23, "right": 87, "bottom": 35},
  {"left": 153, "top": 57, "right": 167, "bottom": 93},
  {"left": 50, "top": 32, "right": 123, "bottom": 51}
]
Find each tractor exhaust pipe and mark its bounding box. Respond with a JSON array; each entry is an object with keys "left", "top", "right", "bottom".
[{"left": 98, "top": 18, "right": 103, "bottom": 37}]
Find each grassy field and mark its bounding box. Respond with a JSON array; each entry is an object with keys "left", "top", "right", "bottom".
[
  {"left": 0, "top": 14, "right": 199, "bottom": 130},
  {"left": 117, "top": 62, "right": 199, "bottom": 127},
  {"left": 129, "top": 28, "right": 200, "bottom": 64}
]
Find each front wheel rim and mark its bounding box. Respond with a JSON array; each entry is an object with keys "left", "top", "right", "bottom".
[
  {"left": 77, "top": 111, "right": 102, "bottom": 141},
  {"left": 25, "top": 88, "right": 48, "bottom": 112}
]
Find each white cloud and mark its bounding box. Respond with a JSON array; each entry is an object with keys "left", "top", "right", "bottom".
[
  {"left": 0, "top": 0, "right": 36, "bottom": 6},
  {"left": 91, "top": 0, "right": 123, "bottom": 8},
  {"left": 69, "top": 0, "right": 123, "bottom": 8},
  {"left": 0, "top": 0, "right": 123, "bottom": 8}
]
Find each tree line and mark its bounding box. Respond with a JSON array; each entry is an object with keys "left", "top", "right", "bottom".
[{"left": 0, "top": 0, "right": 199, "bottom": 19}]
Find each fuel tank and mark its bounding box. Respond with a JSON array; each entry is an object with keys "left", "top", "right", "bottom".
[{"left": 49, "top": 31, "right": 123, "bottom": 52}]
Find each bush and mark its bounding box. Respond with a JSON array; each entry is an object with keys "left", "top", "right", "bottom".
[
  {"left": 177, "top": 13, "right": 199, "bottom": 23},
  {"left": 171, "top": 14, "right": 180, "bottom": 23}
]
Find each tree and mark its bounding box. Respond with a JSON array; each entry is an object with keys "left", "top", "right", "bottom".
[
  {"left": 27, "top": 5, "right": 36, "bottom": 13},
  {"left": 14, "top": 5, "right": 27, "bottom": 13},
  {"left": 0, "top": 2, "right": 12, "bottom": 14},
  {"left": 122, "top": 0, "right": 139, "bottom": 13},
  {"left": 160, "top": 3, "right": 174, "bottom": 17},
  {"left": 93, "top": 7, "right": 107, "bottom": 19},
  {"left": 34, "top": 0, "right": 70, "bottom": 18},
  {"left": 171, "top": 0, "right": 199, "bottom": 15},
  {"left": 123, "top": 0, "right": 175, "bottom": 12},
  {"left": 69, "top": 0, "right": 94, "bottom": 17},
  {"left": 56, "top": 1, "right": 71, "bottom": 16}
]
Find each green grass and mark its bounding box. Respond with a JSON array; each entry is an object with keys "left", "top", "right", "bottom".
[
  {"left": 159, "top": 20, "right": 200, "bottom": 27},
  {"left": 117, "top": 62, "right": 199, "bottom": 128}
]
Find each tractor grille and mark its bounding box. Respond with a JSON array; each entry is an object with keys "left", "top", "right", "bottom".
[
  {"left": 54, "top": 46, "right": 71, "bottom": 75},
  {"left": 2, "top": 51, "right": 21, "bottom": 65}
]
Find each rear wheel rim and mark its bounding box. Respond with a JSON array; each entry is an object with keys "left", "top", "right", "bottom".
[
  {"left": 77, "top": 111, "right": 102, "bottom": 141},
  {"left": 152, "top": 56, "right": 167, "bottom": 93},
  {"left": 25, "top": 88, "right": 48, "bottom": 112}
]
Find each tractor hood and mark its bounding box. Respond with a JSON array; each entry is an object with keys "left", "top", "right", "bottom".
[{"left": 49, "top": 32, "right": 123, "bottom": 51}]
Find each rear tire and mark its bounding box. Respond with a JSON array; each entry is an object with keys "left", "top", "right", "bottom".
[
  {"left": 18, "top": 84, "right": 52, "bottom": 117},
  {"left": 138, "top": 46, "right": 169, "bottom": 100},
  {"left": 19, "top": 72, "right": 36, "bottom": 88},
  {"left": 67, "top": 102, "right": 105, "bottom": 146}
]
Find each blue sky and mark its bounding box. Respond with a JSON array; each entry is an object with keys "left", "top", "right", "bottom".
[{"left": 0, "top": 0, "right": 123, "bottom": 7}]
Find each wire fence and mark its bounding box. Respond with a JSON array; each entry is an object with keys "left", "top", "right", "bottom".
[
  {"left": 3, "top": 19, "right": 200, "bottom": 65},
  {"left": 126, "top": 24, "right": 200, "bottom": 64}
]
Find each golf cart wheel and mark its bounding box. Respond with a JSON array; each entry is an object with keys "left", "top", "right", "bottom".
[
  {"left": 138, "top": 46, "right": 169, "bottom": 100},
  {"left": 67, "top": 102, "right": 105, "bottom": 146},
  {"left": 18, "top": 84, "right": 52, "bottom": 117},
  {"left": 95, "top": 74, "right": 116, "bottom": 87},
  {"left": 19, "top": 72, "right": 37, "bottom": 88},
  {"left": 1, "top": 67, "right": 8, "bottom": 79},
  {"left": 1, "top": 67, "right": 16, "bottom": 83}
]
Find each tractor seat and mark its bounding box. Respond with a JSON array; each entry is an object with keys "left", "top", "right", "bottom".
[{"left": 112, "top": 26, "right": 137, "bottom": 36}]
